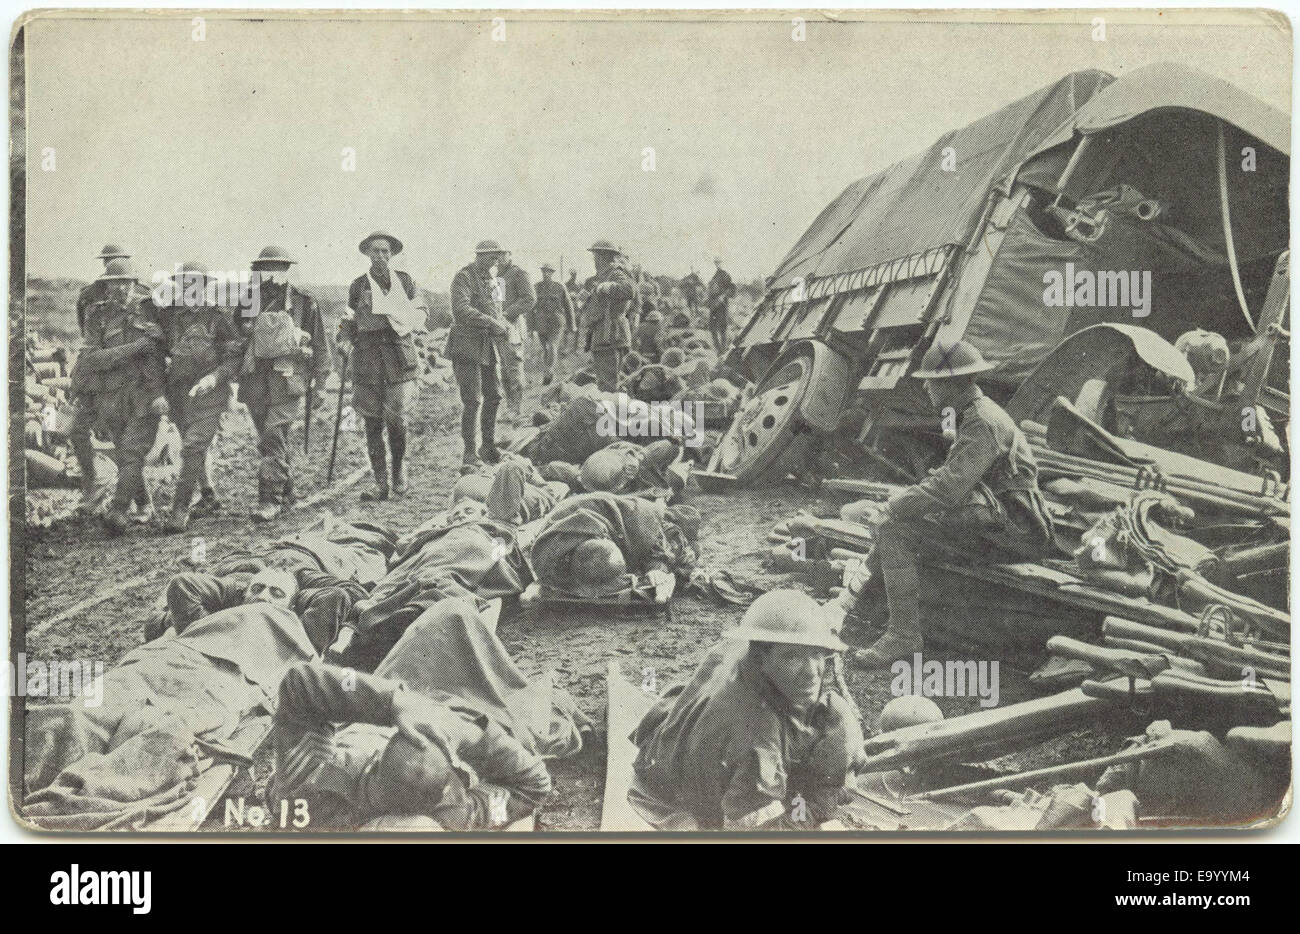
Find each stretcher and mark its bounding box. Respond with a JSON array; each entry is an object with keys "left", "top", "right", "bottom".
[
  {"left": 519, "top": 573, "right": 675, "bottom": 616},
  {"left": 600, "top": 662, "right": 656, "bottom": 831},
  {"left": 142, "top": 715, "right": 275, "bottom": 832}
]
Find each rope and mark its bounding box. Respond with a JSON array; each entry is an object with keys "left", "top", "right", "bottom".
[{"left": 1217, "top": 120, "right": 1256, "bottom": 330}]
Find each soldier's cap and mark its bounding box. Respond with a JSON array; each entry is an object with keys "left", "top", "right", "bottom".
[
  {"left": 588, "top": 239, "right": 621, "bottom": 255},
  {"left": 540, "top": 262, "right": 556, "bottom": 272},
  {"left": 251, "top": 245, "right": 296, "bottom": 268},
  {"left": 172, "top": 260, "right": 213, "bottom": 282},
  {"left": 911, "top": 339, "right": 996, "bottom": 379},
  {"left": 724, "top": 589, "right": 847, "bottom": 652},
  {"left": 713, "top": 256, "right": 723, "bottom": 264},
  {"left": 98, "top": 257, "right": 138, "bottom": 281},
  {"left": 359, "top": 231, "right": 403, "bottom": 256},
  {"left": 97, "top": 244, "right": 130, "bottom": 260}
]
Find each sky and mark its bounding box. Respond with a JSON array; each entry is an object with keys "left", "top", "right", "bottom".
[{"left": 21, "top": 10, "right": 1291, "bottom": 290}]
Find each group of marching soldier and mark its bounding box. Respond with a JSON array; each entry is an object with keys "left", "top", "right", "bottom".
[{"left": 67, "top": 234, "right": 738, "bottom": 533}]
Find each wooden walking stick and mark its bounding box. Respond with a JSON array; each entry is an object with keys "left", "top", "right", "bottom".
[{"left": 326, "top": 347, "right": 350, "bottom": 484}]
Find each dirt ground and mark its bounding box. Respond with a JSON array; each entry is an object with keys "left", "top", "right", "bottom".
[{"left": 21, "top": 341, "right": 1116, "bottom": 834}]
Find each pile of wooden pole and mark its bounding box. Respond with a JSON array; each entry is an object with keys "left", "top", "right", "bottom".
[{"left": 1022, "top": 422, "right": 1289, "bottom": 519}]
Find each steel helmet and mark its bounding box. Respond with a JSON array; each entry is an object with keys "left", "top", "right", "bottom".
[
  {"left": 359, "top": 231, "right": 404, "bottom": 255},
  {"left": 643, "top": 310, "right": 663, "bottom": 324},
  {"left": 172, "top": 260, "right": 211, "bottom": 282},
  {"left": 660, "top": 348, "right": 686, "bottom": 369},
  {"left": 724, "top": 589, "right": 847, "bottom": 652},
  {"left": 98, "top": 257, "right": 137, "bottom": 281},
  {"left": 877, "top": 695, "right": 944, "bottom": 733},
  {"left": 571, "top": 538, "right": 628, "bottom": 589},
  {"left": 911, "top": 339, "right": 996, "bottom": 379},
  {"left": 540, "top": 262, "right": 556, "bottom": 273},
  {"left": 96, "top": 244, "right": 130, "bottom": 260},
  {"left": 251, "top": 245, "right": 296, "bottom": 268},
  {"left": 580, "top": 446, "right": 639, "bottom": 494},
  {"left": 588, "top": 239, "right": 621, "bottom": 255},
  {"left": 474, "top": 239, "right": 505, "bottom": 255},
  {"left": 372, "top": 734, "right": 456, "bottom": 817}
]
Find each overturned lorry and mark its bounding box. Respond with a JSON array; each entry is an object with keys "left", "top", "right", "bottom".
[{"left": 710, "top": 63, "right": 1289, "bottom": 487}]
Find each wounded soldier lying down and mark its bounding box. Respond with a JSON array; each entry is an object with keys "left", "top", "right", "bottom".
[
  {"left": 156, "top": 520, "right": 395, "bottom": 651},
  {"left": 24, "top": 593, "right": 318, "bottom": 830},
  {"left": 270, "top": 600, "right": 555, "bottom": 830},
  {"left": 529, "top": 491, "right": 699, "bottom": 597},
  {"left": 330, "top": 472, "right": 537, "bottom": 665}
]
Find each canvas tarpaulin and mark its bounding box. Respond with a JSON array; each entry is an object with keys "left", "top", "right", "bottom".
[
  {"left": 23, "top": 602, "right": 316, "bottom": 830},
  {"left": 769, "top": 70, "right": 1115, "bottom": 288},
  {"left": 1019, "top": 62, "right": 1289, "bottom": 267},
  {"left": 1027, "top": 61, "right": 1289, "bottom": 160},
  {"left": 374, "top": 599, "right": 591, "bottom": 759}
]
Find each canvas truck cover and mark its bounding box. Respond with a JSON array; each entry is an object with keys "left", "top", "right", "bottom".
[
  {"left": 1026, "top": 61, "right": 1290, "bottom": 161},
  {"left": 768, "top": 70, "right": 1115, "bottom": 290}
]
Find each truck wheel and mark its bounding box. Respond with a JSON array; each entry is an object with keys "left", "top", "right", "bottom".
[{"left": 712, "top": 348, "right": 819, "bottom": 483}]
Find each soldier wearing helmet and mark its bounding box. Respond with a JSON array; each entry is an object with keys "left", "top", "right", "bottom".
[
  {"left": 705, "top": 257, "right": 736, "bottom": 355},
  {"left": 448, "top": 240, "right": 512, "bottom": 468},
  {"left": 579, "top": 239, "right": 637, "bottom": 392},
  {"left": 238, "top": 244, "right": 331, "bottom": 522},
  {"left": 679, "top": 268, "right": 705, "bottom": 318},
  {"left": 69, "top": 257, "right": 168, "bottom": 535},
  {"left": 158, "top": 261, "right": 245, "bottom": 531},
  {"left": 339, "top": 232, "right": 421, "bottom": 502},
  {"left": 74, "top": 243, "right": 134, "bottom": 334},
  {"left": 68, "top": 245, "right": 142, "bottom": 513},
  {"left": 629, "top": 589, "right": 863, "bottom": 830},
  {"left": 833, "top": 339, "right": 1053, "bottom": 669}
]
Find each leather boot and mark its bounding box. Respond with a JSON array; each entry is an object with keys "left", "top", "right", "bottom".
[
  {"left": 189, "top": 488, "right": 222, "bottom": 518},
  {"left": 848, "top": 563, "right": 923, "bottom": 669},
  {"left": 164, "top": 503, "right": 191, "bottom": 534},
  {"left": 102, "top": 505, "right": 130, "bottom": 536},
  {"left": 392, "top": 462, "right": 408, "bottom": 495}
]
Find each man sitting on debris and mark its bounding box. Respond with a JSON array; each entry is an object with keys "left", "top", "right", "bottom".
[
  {"left": 529, "top": 492, "right": 699, "bottom": 597},
  {"left": 629, "top": 589, "right": 862, "bottom": 830},
  {"left": 269, "top": 599, "right": 553, "bottom": 831},
  {"left": 834, "top": 340, "right": 1053, "bottom": 668}
]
